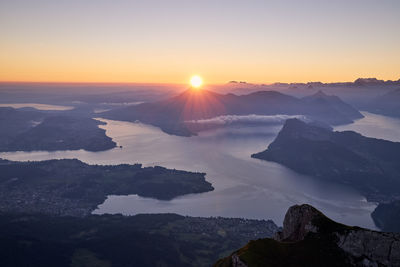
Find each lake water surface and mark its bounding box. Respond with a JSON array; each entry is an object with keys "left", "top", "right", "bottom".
[{"left": 1, "top": 112, "right": 399, "bottom": 229}]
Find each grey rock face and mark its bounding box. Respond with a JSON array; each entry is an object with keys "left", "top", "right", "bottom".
[
  {"left": 337, "top": 230, "right": 400, "bottom": 266},
  {"left": 231, "top": 254, "right": 248, "bottom": 267},
  {"left": 274, "top": 204, "right": 320, "bottom": 242}
]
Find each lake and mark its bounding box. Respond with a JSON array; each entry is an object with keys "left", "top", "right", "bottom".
[{"left": 1, "top": 111, "right": 398, "bottom": 229}]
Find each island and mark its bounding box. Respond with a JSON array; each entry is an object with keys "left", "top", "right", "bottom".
[
  {"left": 0, "top": 107, "right": 116, "bottom": 152},
  {"left": 0, "top": 158, "right": 214, "bottom": 216},
  {"left": 251, "top": 118, "right": 400, "bottom": 203}
]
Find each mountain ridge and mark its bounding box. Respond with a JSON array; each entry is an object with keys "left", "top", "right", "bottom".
[{"left": 102, "top": 89, "right": 363, "bottom": 136}]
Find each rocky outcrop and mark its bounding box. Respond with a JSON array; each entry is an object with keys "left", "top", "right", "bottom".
[
  {"left": 215, "top": 204, "right": 400, "bottom": 267},
  {"left": 274, "top": 204, "right": 320, "bottom": 242}
]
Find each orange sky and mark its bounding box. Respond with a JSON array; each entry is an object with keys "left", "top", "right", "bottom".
[{"left": 1, "top": 0, "right": 399, "bottom": 84}]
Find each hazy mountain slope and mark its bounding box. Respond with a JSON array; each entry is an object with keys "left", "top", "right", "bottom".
[
  {"left": 365, "top": 88, "right": 400, "bottom": 117},
  {"left": 0, "top": 107, "right": 117, "bottom": 152},
  {"left": 0, "top": 107, "right": 45, "bottom": 144},
  {"left": 5, "top": 116, "right": 116, "bottom": 152},
  {"left": 302, "top": 90, "right": 364, "bottom": 124}
]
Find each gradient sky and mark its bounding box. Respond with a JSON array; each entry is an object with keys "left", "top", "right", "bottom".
[{"left": 1, "top": 0, "right": 399, "bottom": 84}]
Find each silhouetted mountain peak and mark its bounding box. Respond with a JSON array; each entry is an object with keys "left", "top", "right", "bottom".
[
  {"left": 172, "top": 88, "right": 219, "bottom": 101},
  {"left": 354, "top": 77, "right": 384, "bottom": 85},
  {"left": 274, "top": 204, "right": 336, "bottom": 242},
  {"left": 279, "top": 118, "right": 332, "bottom": 141},
  {"left": 314, "top": 90, "right": 328, "bottom": 97},
  {"left": 247, "top": 90, "right": 287, "bottom": 97},
  {"left": 304, "top": 90, "right": 334, "bottom": 100}
]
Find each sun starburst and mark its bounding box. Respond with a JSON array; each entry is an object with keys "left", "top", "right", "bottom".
[{"left": 190, "top": 75, "right": 203, "bottom": 88}]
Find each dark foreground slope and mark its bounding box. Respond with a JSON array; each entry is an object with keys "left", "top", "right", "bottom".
[
  {"left": 0, "top": 158, "right": 213, "bottom": 216},
  {"left": 0, "top": 107, "right": 116, "bottom": 152},
  {"left": 102, "top": 89, "right": 363, "bottom": 136},
  {"left": 215, "top": 204, "right": 400, "bottom": 267},
  {"left": 0, "top": 212, "right": 278, "bottom": 267},
  {"left": 251, "top": 119, "right": 400, "bottom": 202}
]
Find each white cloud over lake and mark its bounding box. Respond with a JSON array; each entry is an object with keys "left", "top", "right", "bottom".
[{"left": 187, "top": 114, "right": 308, "bottom": 125}]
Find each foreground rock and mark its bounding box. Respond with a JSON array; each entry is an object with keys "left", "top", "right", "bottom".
[
  {"left": 251, "top": 118, "right": 400, "bottom": 203},
  {"left": 215, "top": 204, "right": 400, "bottom": 267}
]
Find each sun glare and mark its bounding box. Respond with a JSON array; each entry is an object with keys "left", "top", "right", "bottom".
[{"left": 190, "top": 75, "right": 203, "bottom": 88}]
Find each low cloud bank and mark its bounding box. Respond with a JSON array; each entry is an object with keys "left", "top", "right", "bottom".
[{"left": 187, "top": 114, "right": 308, "bottom": 125}]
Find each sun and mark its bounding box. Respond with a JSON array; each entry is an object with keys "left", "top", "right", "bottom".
[{"left": 190, "top": 75, "right": 203, "bottom": 88}]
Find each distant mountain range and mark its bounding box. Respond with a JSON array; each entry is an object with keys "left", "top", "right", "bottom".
[
  {"left": 215, "top": 204, "right": 400, "bottom": 267},
  {"left": 218, "top": 78, "right": 400, "bottom": 108},
  {"left": 251, "top": 118, "right": 400, "bottom": 203},
  {"left": 227, "top": 77, "right": 400, "bottom": 88},
  {"left": 102, "top": 89, "right": 363, "bottom": 136}
]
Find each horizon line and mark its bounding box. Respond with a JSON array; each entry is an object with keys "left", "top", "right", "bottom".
[{"left": 0, "top": 77, "right": 399, "bottom": 86}]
